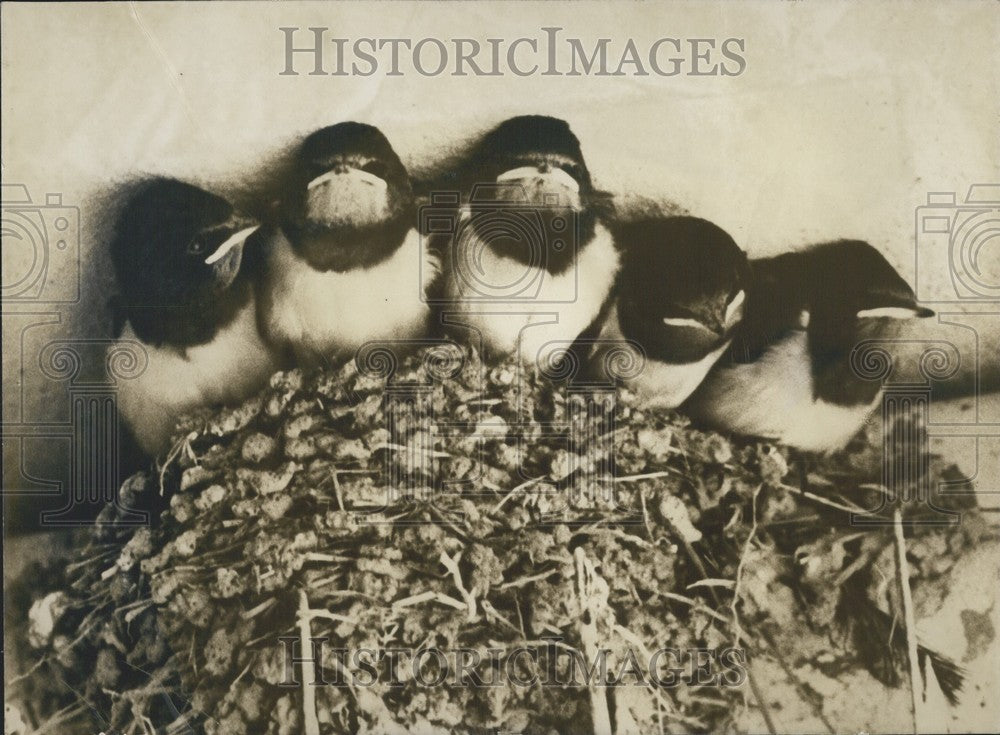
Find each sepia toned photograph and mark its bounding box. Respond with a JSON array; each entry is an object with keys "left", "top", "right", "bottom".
[{"left": 2, "top": 2, "right": 998, "bottom": 733}]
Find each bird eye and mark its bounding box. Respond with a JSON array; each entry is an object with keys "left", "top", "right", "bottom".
[
  {"left": 187, "top": 238, "right": 207, "bottom": 255},
  {"left": 360, "top": 160, "right": 389, "bottom": 179}
]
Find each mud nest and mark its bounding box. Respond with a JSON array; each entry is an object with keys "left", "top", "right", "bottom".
[{"left": 7, "top": 345, "right": 986, "bottom": 734}]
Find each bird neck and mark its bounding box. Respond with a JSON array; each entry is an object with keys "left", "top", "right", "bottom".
[
  {"left": 286, "top": 211, "right": 413, "bottom": 273},
  {"left": 725, "top": 254, "right": 806, "bottom": 364},
  {"left": 476, "top": 207, "right": 598, "bottom": 276},
  {"left": 807, "top": 309, "right": 888, "bottom": 405},
  {"left": 121, "top": 276, "right": 253, "bottom": 349}
]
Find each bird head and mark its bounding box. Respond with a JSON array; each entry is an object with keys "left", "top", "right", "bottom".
[
  {"left": 804, "top": 240, "right": 934, "bottom": 324},
  {"left": 461, "top": 115, "right": 597, "bottom": 274},
  {"left": 281, "top": 122, "right": 414, "bottom": 270},
  {"left": 617, "top": 217, "right": 749, "bottom": 364},
  {"left": 110, "top": 178, "right": 259, "bottom": 310}
]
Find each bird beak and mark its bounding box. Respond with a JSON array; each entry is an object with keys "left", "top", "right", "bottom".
[
  {"left": 304, "top": 164, "right": 390, "bottom": 227},
  {"left": 204, "top": 225, "right": 259, "bottom": 265},
  {"left": 496, "top": 165, "right": 580, "bottom": 194},
  {"left": 307, "top": 166, "right": 388, "bottom": 192},
  {"left": 660, "top": 316, "right": 731, "bottom": 341},
  {"left": 662, "top": 316, "right": 710, "bottom": 331},
  {"left": 855, "top": 305, "right": 935, "bottom": 319},
  {"left": 723, "top": 289, "right": 746, "bottom": 330}
]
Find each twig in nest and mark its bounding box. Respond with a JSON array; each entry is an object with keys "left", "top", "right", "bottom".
[
  {"left": 159, "top": 432, "right": 196, "bottom": 496},
  {"left": 492, "top": 476, "right": 543, "bottom": 512},
  {"left": 427, "top": 505, "right": 471, "bottom": 542},
  {"left": 776, "top": 481, "right": 878, "bottom": 517},
  {"left": 371, "top": 441, "right": 452, "bottom": 458},
  {"left": 50, "top": 670, "right": 112, "bottom": 733},
  {"left": 329, "top": 467, "right": 345, "bottom": 511},
  {"left": 307, "top": 609, "right": 360, "bottom": 625},
  {"left": 745, "top": 672, "right": 777, "bottom": 735},
  {"left": 303, "top": 552, "right": 353, "bottom": 563},
  {"left": 573, "top": 547, "right": 613, "bottom": 735},
  {"left": 894, "top": 507, "right": 924, "bottom": 734},
  {"left": 123, "top": 600, "right": 154, "bottom": 624},
  {"left": 731, "top": 484, "right": 761, "bottom": 649},
  {"left": 612, "top": 469, "right": 684, "bottom": 483},
  {"left": 65, "top": 547, "right": 119, "bottom": 573},
  {"left": 480, "top": 599, "right": 521, "bottom": 634},
  {"left": 392, "top": 589, "right": 467, "bottom": 612},
  {"left": 439, "top": 550, "right": 478, "bottom": 620},
  {"left": 572, "top": 527, "right": 652, "bottom": 548},
  {"left": 241, "top": 597, "right": 277, "bottom": 620},
  {"left": 729, "top": 486, "right": 780, "bottom": 735},
  {"left": 296, "top": 590, "right": 321, "bottom": 735},
  {"left": 639, "top": 487, "right": 655, "bottom": 542},
  {"left": 658, "top": 591, "right": 731, "bottom": 625},
  {"left": 498, "top": 568, "right": 561, "bottom": 590}
]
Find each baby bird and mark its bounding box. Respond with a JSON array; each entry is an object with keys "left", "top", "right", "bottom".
[
  {"left": 109, "top": 178, "right": 278, "bottom": 455},
  {"left": 259, "top": 122, "right": 435, "bottom": 366},
  {"left": 583, "top": 216, "right": 748, "bottom": 406},
  {"left": 435, "top": 115, "right": 618, "bottom": 366},
  {"left": 684, "top": 240, "right": 934, "bottom": 452}
]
